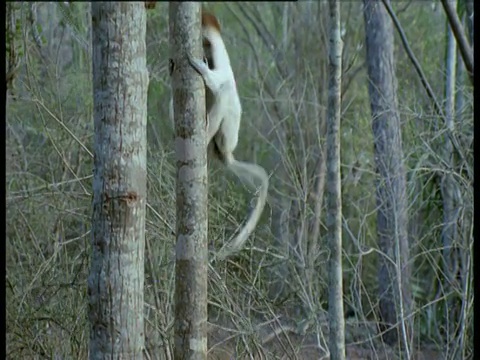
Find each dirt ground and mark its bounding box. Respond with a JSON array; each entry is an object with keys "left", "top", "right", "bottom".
[{"left": 207, "top": 317, "right": 445, "bottom": 360}]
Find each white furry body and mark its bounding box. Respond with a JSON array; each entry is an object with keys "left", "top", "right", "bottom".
[
  {"left": 186, "top": 19, "right": 269, "bottom": 260},
  {"left": 188, "top": 29, "right": 241, "bottom": 156}
]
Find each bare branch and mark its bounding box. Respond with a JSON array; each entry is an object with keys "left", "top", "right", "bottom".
[
  {"left": 236, "top": 4, "right": 289, "bottom": 80},
  {"left": 381, "top": 0, "right": 472, "bottom": 182},
  {"left": 440, "top": 0, "right": 474, "bottom": 81}
]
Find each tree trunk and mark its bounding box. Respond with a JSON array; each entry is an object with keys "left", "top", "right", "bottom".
[
  {"left": 169, "top": 3, "right": 208, "bottom": 359},
  {"left": 326, "top": 1, "right": 345, "bottom": 359},
  {"left": 267, "top": 143, "right": 292, "bottom": 302},
  {"left": 88, "top": 3, "right": 148, "bottom": 359},
  {"left": 455, "top": 14, "right": 465, "bottom": 121},
  {"left": 363, "top": 0, "right": 412, "bottom": 349},
  {"left": 441, "top": 0, "right": 463, "bottom": 346},
  {"left": 465, "top": 0, "right": 473, "bottom": 47}
]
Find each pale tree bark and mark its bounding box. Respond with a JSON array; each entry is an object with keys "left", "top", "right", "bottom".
[
  {"left": 455, "top": 14, "right": 472, "bottom": 360},
  {"left": 465, "top": 0, "right": 473, "bottom": 48},
  {"left": 267, "top": 142, "right": 292, "bottom": 302},
  {"left": 169, "top": 3, "right": 208, "bottom": 359},
  {"left": 455, "top": 14, "right": 466, "bottom": 120},
  {"left": 363, "top": 0, "right": 412, "bottom": 350},
  {"left": 441, "top": 0, "right": 464, "bottom": 350},
  {"left": 326, "top": 1, "right": 345, "bottom": 359},
  {"left": 88, "top": 3, "right": 148, "bottom": 359}
]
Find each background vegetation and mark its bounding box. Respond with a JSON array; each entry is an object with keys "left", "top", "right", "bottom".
[{"left": 6, "top": 2, "right": 473, "bottom": 359}]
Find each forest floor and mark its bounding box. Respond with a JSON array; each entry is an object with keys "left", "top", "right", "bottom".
[{"left": 206, "top": 315, "right": 445, "bottom": 360}]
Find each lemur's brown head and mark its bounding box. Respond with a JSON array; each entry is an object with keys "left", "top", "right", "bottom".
[{"left": 202, "top": 12, "right": 221, "bottom": 33}]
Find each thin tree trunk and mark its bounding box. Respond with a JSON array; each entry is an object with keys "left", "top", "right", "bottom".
[
  {"left": 441, "top": 0, "right": 462, "bottom": 348},
  {"left": 88, "top": 3, "right": 148, "bottom": 359},
  {"left": 441, "top": 0, "right": 458, "bottom": 286},
  {"left": 326, "top": 1, "right": 345, "bottom": 359},
  {"left": 307, "top": 44, "right": 329, "bottom": 301},
  {"left": 169, "top": 3, "right": 208, "bottom": 359},
  {"left": 465, "top": 0, "right": 473, "bottom": 48},
  {"left": 307, "top": 150, "right": 326, "bottom": 290},
  {"left": 267, "top": 141, "right": 292, "bottom": 302},
  {"left": 363, "top": 0, "right": 411, "bottom": 350},
  {"left": 455, "top": 15, "right": 465, "bottom": 121}
]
